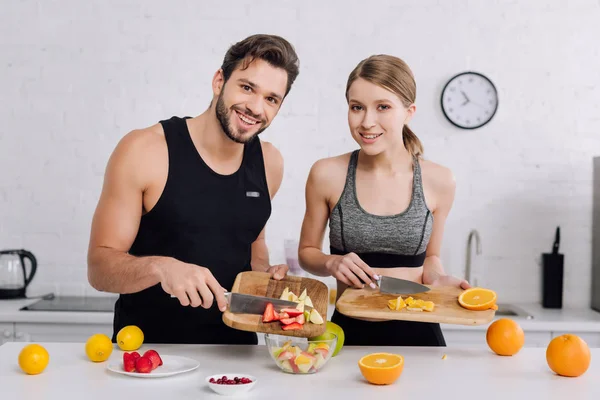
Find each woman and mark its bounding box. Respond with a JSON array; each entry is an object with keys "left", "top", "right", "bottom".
[{"left": 298, "top": 54, "right": 470, "bottom": 346}]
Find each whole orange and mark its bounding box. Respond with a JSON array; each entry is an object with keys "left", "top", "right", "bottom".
[
  {"left": 546, "top": 334, "right": 591, "bottom": 377},
  {"left": 486, "top": 318, "right": 525, "bottom": 356}
]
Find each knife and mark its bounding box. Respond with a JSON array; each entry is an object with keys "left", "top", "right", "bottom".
[
  {"left": 226, "top": 292, "right": 312, "bottom": 314},
  {"left": 170, "top": 292, "right": 310, "bottom": 314},
  {"left": 376, "top": 275, "right": 430, "bottom": 295}
]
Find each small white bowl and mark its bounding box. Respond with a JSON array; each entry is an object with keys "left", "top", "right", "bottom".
[{"left": 205, "top": 373, "right": 257, "bottom": 396}]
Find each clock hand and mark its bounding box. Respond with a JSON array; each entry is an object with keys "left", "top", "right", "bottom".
[{"left": 460, "top": 91, "right": 470, "bottom": 102}]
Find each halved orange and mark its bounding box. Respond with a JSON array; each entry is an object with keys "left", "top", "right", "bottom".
[
  {"left": 358, "top": 352, "right": 404, "bottom": 385},
  {"left": 458, "top": 287, "right": 497, "bottom": 311}
]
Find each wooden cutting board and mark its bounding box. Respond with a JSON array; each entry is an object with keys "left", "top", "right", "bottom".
[
  {"left": 222, "top": 271, "right": 329, "bottom": 338},
  {"left": 336, "top": 286, "right": 495, "bottom": 325}
]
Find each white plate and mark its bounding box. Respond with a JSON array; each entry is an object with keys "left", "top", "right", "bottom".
[{"left": 107, "top": 355, "right": 200, "bottom": 378}]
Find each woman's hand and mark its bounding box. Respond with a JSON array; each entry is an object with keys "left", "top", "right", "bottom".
[
  {"left": 325, "top": 253, "right": 378, "bottom": 289},
  {"left": 427, "top": 274, "right": 471, "bottom": 290}
]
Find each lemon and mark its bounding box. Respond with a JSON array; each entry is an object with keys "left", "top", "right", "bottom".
[
  {"left": 18, "top": 344, "right": 49, "bottom": 375},
  {"left": 85, "top": 334, "right": 113, "bottom": 362},
  {"left": 116, "top": 325, "right": 144, "bottom": 351}
]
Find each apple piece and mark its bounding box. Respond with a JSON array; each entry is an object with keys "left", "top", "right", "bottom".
[
  {"left": 304, "top": 310, "right": 310, "bottom": 322},
  {"left": 295, "top": 300, "right": 305, "bottom": 312},
  {"left": 277, "top": 350, "right": 295, "bottom": 361},
  {"left": 289, "top": 293, "right": 299, "bottom": 302},
  {"left": 314, "top": 348, "right": 328, "bottom": 358},
  {"left": 309, "top": 308, "right": 324, "bottom": 324},
  {"left": 280, "top": 287, "right": 289, "bottom": 300},
  {"left": 279, "top": 360, "right": 293, "bottom": 372},
  {"left": 314, "top": 353, "right": 326, "bottom": 370},
  {"left": 292, "top": 346, "right": 302, "bottom": 357},
  {"left": 307, "top": 343, "right": 317, "bottom": 354},
  {"left": 299, "top": 288, "right": 307, "bottom": 301},
  {"left": 272, "top": 346, "right": 284, "bottom": 358},
  {"left": 304, "top": 296, "right": 314, "bottom": 308}
]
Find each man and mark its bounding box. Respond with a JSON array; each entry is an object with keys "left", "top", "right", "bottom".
[{"left": 87, "top": 34, "right": 299, "bottom": 344}]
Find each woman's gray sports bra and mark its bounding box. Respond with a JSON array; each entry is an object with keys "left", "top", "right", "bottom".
[{"left": 329, "top": 150, "right": 433, "bottom": 268}]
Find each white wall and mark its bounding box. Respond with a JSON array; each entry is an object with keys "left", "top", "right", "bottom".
[{"left": 1, "top": 0, "right": 599, "bottom": 307}]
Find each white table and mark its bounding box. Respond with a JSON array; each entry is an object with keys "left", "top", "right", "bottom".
[{"left": 0, "top": 342, "right": 598, "bottom": 399}]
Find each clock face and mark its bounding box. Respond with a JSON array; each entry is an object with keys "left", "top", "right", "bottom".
[{"left": 441, "top": 72, "right": 498, "bottom": 129}]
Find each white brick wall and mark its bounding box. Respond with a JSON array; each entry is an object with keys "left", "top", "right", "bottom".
[{"left": 1, "top": 0, "right": 599, "bottom": 307}]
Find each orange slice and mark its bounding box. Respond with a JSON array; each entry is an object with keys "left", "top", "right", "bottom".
[
  {"left": 458, "top": 287, "right": 497, "bottom": 311},
  {"left": 358, "top": 353, "right": 404, "bottom": 385}
]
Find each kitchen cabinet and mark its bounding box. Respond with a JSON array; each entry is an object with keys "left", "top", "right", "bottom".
[
  {"left": 1, "top": 323, "right": 14, "bottom": 345},
  {"left": 13, "top": 323, "right": 113, "bottom": 343}
]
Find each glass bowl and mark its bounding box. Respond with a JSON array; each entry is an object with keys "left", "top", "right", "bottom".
[{"left": 264, "top": 333, "right": 338, "bottom": 374}]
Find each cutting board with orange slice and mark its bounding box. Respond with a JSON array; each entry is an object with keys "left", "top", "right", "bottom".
[
  {"left": 222, "top": 271, "right": 329, "bottom": 338},
  {"left": 336, "top": 286, "right": 495, "bottom": 325}
]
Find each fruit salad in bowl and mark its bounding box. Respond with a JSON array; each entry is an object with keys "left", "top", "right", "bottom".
[{"left": 264, "top": 333, "right": 337, "bottom": 374}]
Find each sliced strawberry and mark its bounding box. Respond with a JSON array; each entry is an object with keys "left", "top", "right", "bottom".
[
  {"left": 295, "top": 314, "right": 305, "bottom": 324},
  {"left": 279, "top": 312, "right": 290, "bottom": 319},
  {"left": 262, "top": 302, "right": 276, "bottom": 323},
  {"left": 143, "top": 350, "right": 163, "bottom": 369},
  {"left": 123, "top": 352, "right": 136, "bottom": 372},
  {"left": 282, "top": 322, "right": 303, "bottom": 331},
  {"left": 130, "top": 351, "right": 141, "bottom": 360},
  {"left": 273, "top": 310, "right": 280, "bottom": 321},
  {"left": 280, "top": 317, "right": 296, "bottom": 325},
  {"left": 280, "top": 308, "right": 303, "bottom": 317},
  {"left": 135, "top": 356, "right": 153, "bottom": 373}
]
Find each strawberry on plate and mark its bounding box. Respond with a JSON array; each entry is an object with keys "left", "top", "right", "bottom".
[{"left": 143, "top": 350, "right": 163, "bottom": 370}]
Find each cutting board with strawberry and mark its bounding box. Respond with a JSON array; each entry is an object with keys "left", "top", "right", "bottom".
[{"left": 222, "top": 271, "right": 329, "bottom": 338}]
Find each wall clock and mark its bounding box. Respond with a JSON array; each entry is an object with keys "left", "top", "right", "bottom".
[{"left": 441, "top": 71, "right": 498, "bottom": 129}]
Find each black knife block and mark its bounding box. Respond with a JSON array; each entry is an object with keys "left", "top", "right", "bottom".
[{"left": 542, "top": 252, "right": 564, "bottom": 309}]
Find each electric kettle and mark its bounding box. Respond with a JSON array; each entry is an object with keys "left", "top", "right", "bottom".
[{"left": 0, "top": 249, "right": 37, "bottom": 299}]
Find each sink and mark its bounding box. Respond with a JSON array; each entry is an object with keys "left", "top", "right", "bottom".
[{"left": 495, "top": 304, "right": 534, "bottom": 320}]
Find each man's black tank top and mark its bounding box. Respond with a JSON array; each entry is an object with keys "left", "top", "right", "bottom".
[{"left": 112, "top": 116, "right": 271, "bottom": 344}]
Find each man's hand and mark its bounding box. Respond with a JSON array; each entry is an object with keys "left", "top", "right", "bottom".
[
  {"left": 266, "top": 264, "right": 289, "bottom": 280},
  {"left": 156, "top": 259, "right": 229, "bottom": 311},
  {"left": 427, "top": 274, "right": 471, "bottom": 290}
]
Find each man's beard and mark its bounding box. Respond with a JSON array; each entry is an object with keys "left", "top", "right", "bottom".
[{"left": 215, "top": 93, "right": 267, "bottom": 144}]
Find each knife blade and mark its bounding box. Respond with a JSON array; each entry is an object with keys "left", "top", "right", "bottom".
[
  {"left": 226, "top": 292, "right": 311, "bottom": 314},
  {"left": 170, "top": 292, "right": 310, "bottom": 314},
  {"left": 376, "top": 275, "right": 430, "bottom": 295}
]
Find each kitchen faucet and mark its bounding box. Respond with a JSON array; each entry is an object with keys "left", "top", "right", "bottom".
[{"left": 465, "top": 229, "right": 482, "bottom": 285}]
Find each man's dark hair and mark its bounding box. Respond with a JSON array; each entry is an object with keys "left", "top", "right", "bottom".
[{"left": 221, "top": 34, "right": 300, "bottom": 97}]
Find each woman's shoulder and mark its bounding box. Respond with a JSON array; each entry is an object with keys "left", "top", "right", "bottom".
[
  {"left": 306, "top": 152, "right": 354, "bottom": 197},
  {"left": 418, "top": 158, "right": 456, "bottom": 194},
  {"left": 310, "top": 152, "right": 353, "bottom": 176}
]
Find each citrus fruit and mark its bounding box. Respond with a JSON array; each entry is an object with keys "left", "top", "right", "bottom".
[
  {"left": 85, "top": 333, "right": 113, "bottom": 362},
  {"left": 358, "top": 352, "right": 404, "bottom": 385},
  {"left": 546, "top": 334, "right": 591, "bottom": 377},
  {"left": 116, "top": 325, "right": 144, "bottom": 351},
  {"left": 18, "top": 344, "right": 50, "bottom": 375},
  {"left": 486, "top": 318, "right": 525, "bottom": 356},
  {"left": 310, "top": 321, "right": 344, "bottom": 357},
  {"left": 458, "top": 287, "right": 497, "bottom": 311}
]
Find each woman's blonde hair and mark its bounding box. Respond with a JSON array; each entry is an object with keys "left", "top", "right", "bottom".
[{"left": 345, "top": 55, "right": 423, "bottom": 157}]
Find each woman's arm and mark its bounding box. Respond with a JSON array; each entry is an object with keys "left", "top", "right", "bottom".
[
  {"left": 298, "top": 159, "right": 377, "bottom": 288},
  {"left": 421, "top": 165, "right": 470, "bottom": 289}
]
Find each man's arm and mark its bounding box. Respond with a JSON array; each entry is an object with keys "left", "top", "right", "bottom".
[
  {"left": 87, "top": 129, "right": 163, "bottom": 294},
  {"left": 250, "top": 141, "right": 287, "bottom": 279},
  {"left": 87, "top": 128, "right": 228, "bottom": 309}
]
